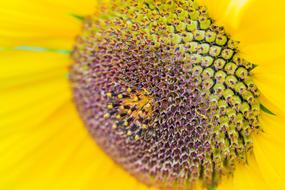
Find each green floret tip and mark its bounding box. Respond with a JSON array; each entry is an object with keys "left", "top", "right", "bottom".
[
  {"left": 70, "top": 13, "right": 85, "bottom": 21},
  {"left": 260, "top": 103, "right": 276, "bottom": 116},
  {"left": 208, "top": 185, "right": 217, "bottom": 190},
  {"left": 0, "top": 46, "right": 71, "bottom": 55}
]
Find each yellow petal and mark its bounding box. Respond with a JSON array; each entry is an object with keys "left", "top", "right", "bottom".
[
  {"left": 203, "top": 0, "right": 285, "bottom": 44},
  {"left": 0, "top": 51, "right": 70, "bottom": 89},
  {"left": 0, "top": 102, "right": 149, "bottom": 190},
  {"left": 201, "top": 0, "right": 285, "bottom": 71},
  {"left": 218, "top": 155, "right": 268, "bottom": 190},
  {"left": 42, "top": 0, "right": 97, "bottom": 16},
  {"left": 217, "top": 177, "right": 233, "bottom": 190},
  {"left": 236, "top": 0, "right": 285, "bottom": 46},
  {"left": 0, "top": 77, "right": 71, "bottom": 122},
  {"left": 217, "top": 160, "right": 269, "bottom": 190},
  {"left": 231, "top": 156, "right": 268, "bottom": 190},
  {"left": 0, "top": 3, "right": 77, "bottom": 38},
  {"left": 200, "top": 0, "right": 285, "bottom": 134},
  {"left": 252, "top": 56, "right": 285, "bottom": 115},
  {"left": 0, "top": 37, "right": 75, "bottom": 51},
  {"left": 200, "top": 0, "right": 251, "bottom": 35},
  {"left": 0, "top": 48, "right": 150, "bottom": 190},
  {"left": 252, "top": 114, "right": 285, "bottom": 190},
  {"left": 0, "top": 0, "right": 96, "bottom": 48},
  {"left": 0, "top": 89, "right": 149, "bottom": 190}
]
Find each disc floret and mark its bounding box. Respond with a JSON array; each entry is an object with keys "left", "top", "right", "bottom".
[{"left": 70, "top": 0, "right": 261, "bottom": 189}]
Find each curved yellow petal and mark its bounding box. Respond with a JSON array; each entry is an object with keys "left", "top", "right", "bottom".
[
  {"left": 0, "top": 77, "right": 70, "bottom": 121},
  {"left": 231, "top": 156, "right": 268, "bottom": 190},
  {"left": 202, "top": 0, "right": 285, "bottom": 72},
  {"left": 218, "top": 154, "right": 268, "bottom": 190},
  {"left": 236, "top": 0, "right": 285, "bottom": 46},
  {"left": 237, "top": 6, "right": 285, "bottom": 188},
  {"left": 200, "top": 0, "right": 251, "bottom": 35},
  {"left": 240, "top": 31, "right": 285, "bottom": 116},
  {"left": 0, "top": 0, "right": 97, "bottom": 49},
  {"left": 0, "top": 100, "right": 149, "bottom": 190},
  {"left": 0, "top": 3, "right": 78, "bottom": 38},
  {"left": 42, "top": 0, "right": 98, "bottom": 16},
  {"left": 252, "top": 57, "right": 285, "bottom": 115},
  {"left": 217, "top": 176, "right": 234, "bottom": 190},
  {"left": 212, "top": 152, "right": 268, "bottom": 190},
  {"left": 0, "top": 51, "right": 70, "bottom": 89},
  {"left": 0, "top": 37, "right": 75, "bottom": 51},
  {"left": 252, "top": 115, "right": 285, "bottom": 190},
  {"left": 202, "top": 0, "right": 285, "bottom": 45},
  {"left": 0, "top": 48, "right": 151, "bottom": 190}
]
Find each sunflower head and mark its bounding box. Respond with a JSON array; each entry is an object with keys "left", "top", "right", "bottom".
[{"left": 70, "top": 0, "right": 261, "bottom": 189}]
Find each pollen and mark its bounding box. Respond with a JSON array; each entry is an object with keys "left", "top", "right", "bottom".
[{"left": 70, "top": 0, "right": 261, "bottom": 189}]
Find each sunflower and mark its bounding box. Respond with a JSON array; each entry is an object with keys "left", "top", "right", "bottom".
[{"left": 1, "top": 0, "right": 285, "bottom": 190}]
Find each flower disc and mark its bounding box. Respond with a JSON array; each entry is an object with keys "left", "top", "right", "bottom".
[{"left": 70, "top": 0, "right": 261, "bottom": 189}]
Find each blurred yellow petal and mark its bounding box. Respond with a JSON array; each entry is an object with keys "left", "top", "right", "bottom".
[
  {"left": 215, "top": 156, "right": 269, "bottom": 190},
  {"left": 217, "top": 155, "right": 268, "bottom": 190},
  {"left": 253, "top": 114, "right": 285, "bottom": 190},
  {"left": 199, "top": 0, "right": 231, "bottom": 21},
  {"left": 0, "top": 0, "right": 96, "bottom": 49},
  {"left": 251, "top": 56, "right": 285, "bottom": 115},
  {"left": 217, "top": 177, "right": 233, "bottom": 190},
  {"left": 234, "top": 1, "right": 285, "bottom": 117},
  {"left": 0, "top": 47, "right": 150, "bottom": 190},
  {"left": 0, "top": 51, "right": 70, "bottom": 89},
  {"left": 42, "top": 0, "right": 97, "bottom": 16},
  {"left": 200, "top": 0, "right": 251, "bottom": 34},
  {"left": 0, "top": 37, "right": 75, "bottom": 51},
  {"left": 232, "top": 156, "right": 267, "bottom": 190},
  {"left": 0, "top": 84, "right": 147, "bottom": 190},
  {"left": 202, "top": 0, "right": 285, "bottom": 52},
  {"left": 0, "top": 6, "right": 78, "bottom": 38},
  {"left": 0, "top": 78, "right": 70, "bottom": 120},
  {"left": 236, "top": 0, "right": 285, "bottom": 46},
  {"left": 0, "top": 100, "right": 140, "bottom": 190}
]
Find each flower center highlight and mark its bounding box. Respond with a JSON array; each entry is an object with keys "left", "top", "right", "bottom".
[{"left": 70, "top": 0, "right": 261, "bottom": 189}]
